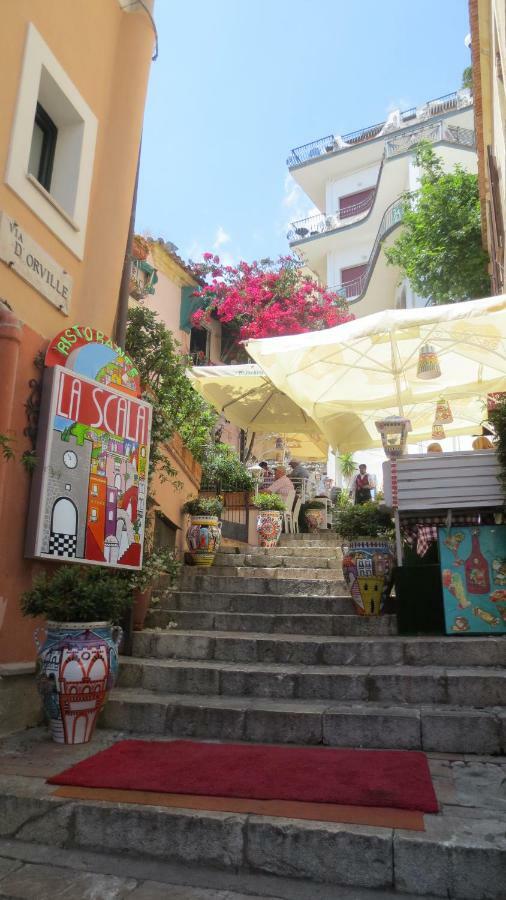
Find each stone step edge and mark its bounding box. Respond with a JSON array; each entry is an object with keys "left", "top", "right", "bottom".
[
  {"left": 4, "top": 778, "right": 506, "bottom": 897},
  {"left": 120, "top": 656, "right": 506, "bottom": 677},
  {"left": 103, "top": 688, "right": 506, "bottom": 754},
  {"left": 137, "top": 629, "right": 506, "bottom": 645}
]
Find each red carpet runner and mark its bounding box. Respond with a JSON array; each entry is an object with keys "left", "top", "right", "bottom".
[{"left": 48, "top": 741, "right": 438, "bottom": 813}]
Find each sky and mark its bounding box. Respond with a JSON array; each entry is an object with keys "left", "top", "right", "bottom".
[{"left": 135, "top": 0, "right": 471, "bottom": 266}]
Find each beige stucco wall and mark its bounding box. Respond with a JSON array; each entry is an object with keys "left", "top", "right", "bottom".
[{"left": 0, "top": 0, "right": 154, "bottom": 337}]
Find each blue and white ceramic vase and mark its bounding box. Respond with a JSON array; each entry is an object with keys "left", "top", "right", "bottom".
[
  {"left": 342, "top": 539, "right": 395, "bottom": 616},
  {"left": 34, "top": 621, "right": 123, "bottom": 744}
]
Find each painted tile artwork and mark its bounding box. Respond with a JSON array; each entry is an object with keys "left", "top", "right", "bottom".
[
  {"left": 26, "top": 328, "right": 151, "bottom": 570},
  {"left": 438, "top": 525, "right": 506, "bottom": 635}
]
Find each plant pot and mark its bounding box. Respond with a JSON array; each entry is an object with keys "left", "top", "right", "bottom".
[
  {"left": 132, "top": 588, "right": 152, "bottom": 631},
  {"left": 341, "top": 538, "right": 395, "bottom": 616},
  {"left": 304, "top": 508, "right": 325, "bottom": 533},
  {"left": 186, "top": 515, "right": 222, "bottom": 566},
  {"left": 33, "top": 621, "right": 123, "bottom": 745},
  {"left": 256, "top": 510, "right": 283, "bottom": 548}
]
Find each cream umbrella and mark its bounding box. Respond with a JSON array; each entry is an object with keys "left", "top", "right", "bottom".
[
  {"left": 244, "top": 295, "right": 506, "bottom": 452},
  {"left": 252, "top": 431, "right": 329, "bottom": 462}
]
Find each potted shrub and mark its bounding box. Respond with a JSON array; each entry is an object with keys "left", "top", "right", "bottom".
[
  {"left": 200, "top": 442, "right": 254, "bottom": 505},
  {"left": 21, "top": 565, "right": 133, "bottom": 745},
  {"left": 132, "top": 234, "right": 150, "bottom": 261},
  {"left": 302, "top": 499, "right": 326, "bottom": 533},
  {"left": 337, "top": 501, "right": 395, "bottom": 617},
  {"left": 254, "top": 492, "right": 285, "bottom": 548},
  {"left": 183, "top": 495, "right": 223, "bottom": 566},
  {"left": 130, "top": 547, "right": 181, "bottom": 631}
]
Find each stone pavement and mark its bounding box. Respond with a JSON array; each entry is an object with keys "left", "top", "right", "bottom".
[
  {"left": 0, "top": 840, "right": 439, "bottom": 900},
  {"left": 0, "top": 728, "right": 505, "bottom": 898}
]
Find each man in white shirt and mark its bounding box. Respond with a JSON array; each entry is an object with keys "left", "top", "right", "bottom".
[{"left": 266, "top": 465, "right": 295, "bottom": 502}]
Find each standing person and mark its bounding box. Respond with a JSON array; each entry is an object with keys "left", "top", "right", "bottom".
[
  {"left": 259, "top": 460, "right": 273, "bottom": 489},
  {"left": 353, "top": 464, "right": 372, "bottom": 504}
]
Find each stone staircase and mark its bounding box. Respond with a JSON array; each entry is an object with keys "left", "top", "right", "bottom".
[
  {"left": 103, "top": 532, "right": 506, "bottom": 756},
  {"left": 3, "top": 533, "right": 504, "bottom": 899}
]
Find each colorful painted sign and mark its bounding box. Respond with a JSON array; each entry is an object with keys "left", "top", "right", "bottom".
[
  {"left": 45, "top": 326, "right": 141, "bottom": 397},
  {"left": 438, "top": 525, "right": 506, "bottom": 634},
  {"left": 26, "top": 363, "right": 151, "bottom": 570}
]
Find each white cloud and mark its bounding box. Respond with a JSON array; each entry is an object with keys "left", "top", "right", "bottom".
[
  {"left": 279, "top": 174, "right": 319, "bottom": 235},
  {"left": 386, "top": 97, "right": 413, "bottom": 115},
  {"left": 213, "top": 226, "right": 231, "bottom": 250}
]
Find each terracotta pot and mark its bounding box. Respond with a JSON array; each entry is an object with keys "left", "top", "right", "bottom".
[
  {"left": 341, "top": 538, "right": 396, "bottom": 616},
  {"left": 132, "top": 588, "right": 152, "bottom": 631},
  {"left": 256, "top": 510, "right": 283, "bottom": 548},
  {"left": 33, "top": 621, "right": 122, "bottom": 744},
  {"left": 186, "top": 515, "right": 222, "bottom": 566}
]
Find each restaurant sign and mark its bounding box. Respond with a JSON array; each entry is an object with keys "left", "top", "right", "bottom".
[{"left": 26, "top": 328, "right": 151, "bottom": 570}]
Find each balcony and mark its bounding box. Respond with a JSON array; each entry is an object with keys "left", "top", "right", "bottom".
[
  {"left": 287, "top": 90, "right": 472, "bottom": 169},
  {"left": 288, "top": 120, "right": 475, "bottom": 245}
]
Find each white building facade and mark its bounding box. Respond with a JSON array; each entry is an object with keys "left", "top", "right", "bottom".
[{"left": 287, "top": 90, "right": 477, "bottom": 316}]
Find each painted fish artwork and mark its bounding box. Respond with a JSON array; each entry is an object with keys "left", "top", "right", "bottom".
[{"left": 438, "top": 526, "right": 506, "bottom": 634}]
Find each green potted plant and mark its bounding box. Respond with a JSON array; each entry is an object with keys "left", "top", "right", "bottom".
[
  {"left": 200, "top": 442, "right": 254, "bottom": 505},
  {"left": 21, "top": 564, "right": 133, "bottom": 745},
  {"left": 129, "top": 547, "right": 181, "bottom": 631},
  {"left": 337, "top": 501, "right": 395, "bottom": 617},
  {"left": 254, "top": 492, "right": 285, "bottom": 548},
  {"left": 182, "top": 495, "right": 223, "bottom": 566},
  {"left": 301, "top": 499, "right": 326, "bottom": 533}
]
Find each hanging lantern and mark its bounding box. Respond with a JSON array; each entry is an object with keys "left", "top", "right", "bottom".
[
  {"left": 432, "top": 422, "right": 446, "bottom": 440},
  {"left": 434, "top": 398, "right": 453, "bottom": 424},
  {"left": 417, "top": 343, "right": 441, "bottom": 380},
  {"left": 375, "top": 415, "right": 412, "bottom": 458}
]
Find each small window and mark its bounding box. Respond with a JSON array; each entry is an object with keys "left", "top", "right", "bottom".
[
  {"left": 90, "top": 508, "right": 98, "bottom": 522},
  {"left": 28, "top": 103, "right": 57, "bottom": 192}
]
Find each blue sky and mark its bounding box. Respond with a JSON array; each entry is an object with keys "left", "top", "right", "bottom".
[{"left": 136, "top": 0, "right": 471, "bottom": 265}]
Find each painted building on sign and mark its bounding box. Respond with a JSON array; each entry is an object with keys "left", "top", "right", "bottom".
[{"left": 26, "top": 330, "right": 151, "bottom": 570}]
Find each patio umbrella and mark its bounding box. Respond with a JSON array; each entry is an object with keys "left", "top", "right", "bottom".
[
  {"left": 244, "top": 295, "right": 506, "bottom": 453},
  {"left": 251, "top": 431, "right": 329, "bottom": 462},
  {"left": 186, "top": 364, "right": 327, "bottom": 439}
]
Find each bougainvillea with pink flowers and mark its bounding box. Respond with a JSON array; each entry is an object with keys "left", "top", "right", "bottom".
[{"left": 189, "top": 254, "right": 353, "bottom": 357}]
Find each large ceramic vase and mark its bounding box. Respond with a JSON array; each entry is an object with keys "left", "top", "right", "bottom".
[
  {"left": 304, "top": 507, "right": 325, "bottom": 533},
  {"left": 186, "top": 515, "right": 222, "bottom": 566},
  {"left": 34, "top": 621, "right": 123, "bottom": 745},
  {"left": 342, "top": 539, "right": 395, "bottom": 616},
  {"left": 257, "top": 510, "right": 283, "bottom": 548}
]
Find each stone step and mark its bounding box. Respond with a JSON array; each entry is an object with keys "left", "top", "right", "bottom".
[
  {"left": 183, "top": 566, "right": 345, "bottom": 581},
  {"left": 132, "top": 630, "right": 506, "bottom": 669},
  {"left": 279, "top": 532, "right": 340, "bottom": 543},
  {"left": 147, "top": 609, "right": 398, "bottom": 636},
  {"left": 179, "top": 574, "right": 346, "bottom": 595},
  {"left": 5, "top": 744, "right": 506, "bottom": 898},
  {"left": 102, "top": 688, "right": 506, "bottom": 754},
  {"left": 117, "top": 658, "right": 506, "bottom": 708},
  {"left": 161, "top": 590, "right": 354, "bottom": 615},
  {"left": 248, "top": 545, "right": 343, "bottom": 558},
  {"left": 213, "top": 553, "right": 342, "bottom": 570}
]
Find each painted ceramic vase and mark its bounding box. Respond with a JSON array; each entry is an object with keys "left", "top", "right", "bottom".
[
  {"left": 341, "top": 539, "right": 395, "bottom": 616},
  {"left": 304, "top": 508, "right": 325, "bottom": 533},
  {"left": 34, "top": 621, "right": 123, "bottom": 744},
  {"left": 256, "top": 510, "right": 283, "bottom": 548},
  {"left": 186, "top": 515, "right": 222, "bottom": 566}
]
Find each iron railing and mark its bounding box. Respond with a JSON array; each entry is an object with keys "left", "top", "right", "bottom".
[
  {"left": 287, "top": 90, "right": 472, "bottom": 168},
  {"left": 287, "top": 121, "right": 475, "bottom": 244},
  {"left": 328, "top": 198, "right": 404, "bottom": 301}
]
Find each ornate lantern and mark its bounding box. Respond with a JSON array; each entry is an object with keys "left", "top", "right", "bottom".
[
  {"left": 248, "top": 463, "right": 264, "bottom": 498},
  {"left": 434, "top": 398, "right": 453, "bottom": 424},
  {"left": 417, "top": 343, "right": 441, "bottom": 380},
  {"left": 432, "top": 422, "right": 446, "bottom": 440},
  {"left": 375, "top": 415, "right": 412, "bottom": 458}
]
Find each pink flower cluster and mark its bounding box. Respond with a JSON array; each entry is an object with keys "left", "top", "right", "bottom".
[{"left": 189, "top": 255, "right": 353, "bottom": 348}]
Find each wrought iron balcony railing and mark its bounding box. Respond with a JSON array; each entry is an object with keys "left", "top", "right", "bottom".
[
  {"left": 328, "top": 198, "right": 404, "bottom": 302},
  {"left": 287, "top": 90, "right": 472, "bottom": 168},
  {"left": 287, "top": 121, "right": 475, "bottom": 244}
]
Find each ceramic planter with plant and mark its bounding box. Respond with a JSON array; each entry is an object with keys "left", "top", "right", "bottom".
[
  {"left": 183, "top": 495, "right": 223, "bottom": 566},
  {"left": 302, "top": 499, "right": 326, "bottom": 533},
  {"left": 255, "top": 492, "right": 285, "bottom": 548},
  {"left": 130, "top": 547, "right": 181, "bottom": 631},
  {"left": 21, "top": 565, "right": 133, "bottom": 745},
  {"left": 337, "top": 501, "right": 395, "bottom": 616}
]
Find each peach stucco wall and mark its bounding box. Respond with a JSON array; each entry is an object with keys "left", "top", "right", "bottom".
[{"left": 0, "top": 0, "right": 153, "bottom": 337}]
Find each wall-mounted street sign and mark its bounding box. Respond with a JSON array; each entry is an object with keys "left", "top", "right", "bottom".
[
  {"left": 0, "top": 211, "right": 73, "bottom": 314},
  {"left": 26, "top": 327, "right": 151, "bottom": 570}
]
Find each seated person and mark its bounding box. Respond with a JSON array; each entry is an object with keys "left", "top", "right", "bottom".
[
  {"left": 265, "top": 465, "right": 294, "bottom": 502},
  {"left": 259, "top": 460, "right": 273, "bottom": 488},
  {"left": 289, "top": 459, "right": 309, "bottom": 481}
]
